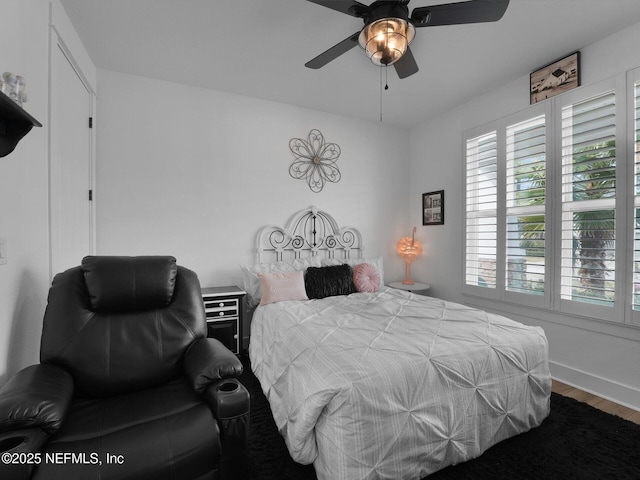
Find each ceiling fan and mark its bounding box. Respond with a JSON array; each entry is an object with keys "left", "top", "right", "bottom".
[{"left": 305, "top": 0, "right": 510, "bottom": 79}]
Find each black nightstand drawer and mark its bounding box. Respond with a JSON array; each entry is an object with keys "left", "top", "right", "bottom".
[
  {"left": 203, "top": 299, "right": 237, "bottom": 310},
  {"left": 205, "top": 305, "right": 238, "bottom": 319}
]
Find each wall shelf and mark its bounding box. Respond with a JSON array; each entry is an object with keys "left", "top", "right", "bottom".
[{"left": 0, "top": 91, "right": 42, "bottom": 157}]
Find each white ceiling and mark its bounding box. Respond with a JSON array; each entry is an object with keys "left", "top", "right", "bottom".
[{"left": 58, "top": 0, "right": 640, "bottom": 129}]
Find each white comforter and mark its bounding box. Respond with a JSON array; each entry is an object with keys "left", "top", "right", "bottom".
[{"left": 249, "top": 288, "right": 551, "bottom": 480}]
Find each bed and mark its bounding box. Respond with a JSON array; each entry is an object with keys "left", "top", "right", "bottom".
[{"left": 245, "top": 206, "right": 551, "bottom": 480}]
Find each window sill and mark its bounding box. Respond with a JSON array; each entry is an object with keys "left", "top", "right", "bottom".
[{"left": 461, "top": 292, "right": 640, "bottom": 343}]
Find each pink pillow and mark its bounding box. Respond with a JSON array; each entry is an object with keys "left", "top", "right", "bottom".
[
  {"left": 258, "top": 270, "right": 309, "bottom": 305},
  {"left": 352, "top": 263, "right": 380, "bottom": 293}
]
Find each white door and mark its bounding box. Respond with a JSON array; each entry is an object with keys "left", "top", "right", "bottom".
[{"left": 50, "top": 39, "right": 94, "bottom": 276}]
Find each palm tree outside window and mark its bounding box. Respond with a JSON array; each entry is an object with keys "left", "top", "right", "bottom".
[{"left": 560, "top": 91, "right": 616, "bottom": 306}]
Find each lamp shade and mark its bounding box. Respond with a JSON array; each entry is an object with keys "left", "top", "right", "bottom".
[
  {"left": 358, "top": 17, "right": 415, "bottom": 66},
  {"left": 397, "top": 227, "right": 423, "bottom": 285}
]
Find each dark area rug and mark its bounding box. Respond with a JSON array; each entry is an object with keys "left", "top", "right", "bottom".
[{"left": 236, "top": 355, "right": 640, "bottom": 479}]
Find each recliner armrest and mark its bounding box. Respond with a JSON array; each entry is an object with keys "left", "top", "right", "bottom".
[
  {"left": 0, "top": 364, "right": 74, "bottom": 435},
  {"left": 184, "top": 338, "right": 243, "bottom": 393},
  {"left": 184, "top": 339, "right": 250, "bottom": 464},
  {"left": 0, "top": 428, "right": 50, "bottom": 480},
  {"left": 204, "top": 378, "right": 250, "bottom": 464}
]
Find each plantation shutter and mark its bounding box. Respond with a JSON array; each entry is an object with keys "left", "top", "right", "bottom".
[
  {"left": 505, "top": 116, "right": 546, "bottom": 295},
  {"left": 633, "top": 81, "right": 640, "bottom": 311},
  {"left": 465, "top": 132, "right": 498, "bottom": 288},
  {"left": 560, "top": 91, "right": 616, "bottom": 306}
]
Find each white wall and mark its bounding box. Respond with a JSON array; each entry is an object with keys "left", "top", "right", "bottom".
[
  {"left": 95, "top": 70, "right": 411, "bottom": 341},
  {"left": 409, "top": 22, "right": 640, "bottom": 409},
  {"left": 0, "top": 1, "right": 51, "bottom": 384}
]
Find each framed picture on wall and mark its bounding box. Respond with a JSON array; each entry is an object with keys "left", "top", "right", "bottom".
[
  {"left": 530, "top": 51, "right": 580, "bottom": 104},
  {"left": 422, "top": 190, "right": 444, "bottom": 226}
]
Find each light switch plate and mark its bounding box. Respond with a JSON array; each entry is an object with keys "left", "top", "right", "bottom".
[{"left": 0, "top": 237, "right": 7, "bottom": 265}]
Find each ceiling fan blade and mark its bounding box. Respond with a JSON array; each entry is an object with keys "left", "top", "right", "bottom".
[
  {"left": 411, "top": 0, "right": 509, "bottom": 27},
  {"left": 305, "top": 32, "right": 361, "bottom": 69},
  {"left": 394, "top": 47, "right": 419, "bottom": 79},
  {"left": 306, "top": 0, "right": 369, "bottom": 18}
]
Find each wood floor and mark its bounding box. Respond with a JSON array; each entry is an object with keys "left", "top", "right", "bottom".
[{"left": 552, "top": 380, "right": 640, "bottom": 425}]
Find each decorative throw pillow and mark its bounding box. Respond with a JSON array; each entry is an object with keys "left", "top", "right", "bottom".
[
  {"left": 241, "top": 257, "right": 321, "bottom": 308},
  {"left": 352, "top": 263, "right": 380, "bottom": 293},
  {"left": 305, "top": 264, "right": 357, "bottom": 299},
  {"left": 258, "top": 270, "right": 308, "bottom": 306},
  {"left": 321, "top": 257, "right": 384, "bottom": 290}
]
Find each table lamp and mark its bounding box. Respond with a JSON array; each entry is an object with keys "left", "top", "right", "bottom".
[{"left": 397, "top": 227, "right": 423, "bottom": 285}]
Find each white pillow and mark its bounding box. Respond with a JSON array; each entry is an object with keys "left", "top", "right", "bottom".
[
  {"left": 320, "top": 257, "right": 384, "bottom": 290},
  {"left": 241, "top": 256, "right": 321, "bottom": 308}
]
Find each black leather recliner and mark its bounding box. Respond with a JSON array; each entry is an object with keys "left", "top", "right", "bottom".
[{"left": 0, "top": 256, "right": 250, "bottom": 480}]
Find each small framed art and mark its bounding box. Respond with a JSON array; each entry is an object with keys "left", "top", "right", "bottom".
[
  {"left": 422, "top": 190, "right": 444, "bottom": 226},
  {"left": 530, "top": 51, "right": 580, "bottom": 104}
]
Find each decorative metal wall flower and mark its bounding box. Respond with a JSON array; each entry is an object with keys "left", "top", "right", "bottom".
[{"left": 289, "top": 129, "right": 341, "bottom": 193}]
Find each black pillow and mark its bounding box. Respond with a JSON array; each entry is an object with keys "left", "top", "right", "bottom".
[{"left": 305, "top": 264, "right": 357, "bottom": 299}]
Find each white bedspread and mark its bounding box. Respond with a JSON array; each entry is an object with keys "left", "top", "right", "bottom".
[{"left": 249, "top": 288, "right": 551, "bottom": 480}]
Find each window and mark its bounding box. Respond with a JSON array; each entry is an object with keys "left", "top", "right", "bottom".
[
  {"left": 465, "top": 132, "right": 497, "bottom": 289},
  {"left": 633, "top": 79, "right": 640, "bottom": 311},
  {"left": 463, "top": 73, "right": 638, "bottom": 325},
  {"left": 464, "top": 113, "right": 548, "bottom": 302},
  {"left": 560, "top": 91, "right": 617, "bottom": 307},
  {"left": 506, "top": 116, "right": 546, "bottom": 295}
]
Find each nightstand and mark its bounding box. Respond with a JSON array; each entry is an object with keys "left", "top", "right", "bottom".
[
  {"left": 388, "top": 281, "right": 431, "bottom": 294},
  {"left": 201, "top": 286, "right": 246, "bottom": 355}
]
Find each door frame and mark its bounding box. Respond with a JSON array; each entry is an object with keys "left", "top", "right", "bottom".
[{"left": 48, "top": 25, "right": 97, "bottom": 280}]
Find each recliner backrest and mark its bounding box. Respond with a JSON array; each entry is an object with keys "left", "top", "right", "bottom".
[
  {"left": 40, "top": 256, "right": 207, "bottom": 398},
  {"left": 83, "top": 255, "right": 178, "bottom": 312}
]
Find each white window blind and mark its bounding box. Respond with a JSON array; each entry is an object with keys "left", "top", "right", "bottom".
[
  {"left": 633, "top": 81, "right": 640, "bottom": 311},
  {"left": 465, "top": 132, "right": 497, "bottom": 288},
  {"left": 506, "top": 116, "right": 546, "bottom": 295},
  {"left": 560, "top": 91, "right": 616, "bottom": 306}
]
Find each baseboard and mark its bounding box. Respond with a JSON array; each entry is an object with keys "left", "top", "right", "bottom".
[{"left": 550, "top": 360, "right": 640, "bottom": 412}]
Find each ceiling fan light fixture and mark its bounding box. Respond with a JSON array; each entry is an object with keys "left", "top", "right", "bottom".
[{"left": 358, "top": 17, "right": 415, "bottom": 66}]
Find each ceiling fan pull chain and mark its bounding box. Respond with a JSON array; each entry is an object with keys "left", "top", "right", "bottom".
[
  {"left": 379, "top": 65, "right": 391, "bottom": 122},
  {"left": 385, "top": 65, "right": 389, "bottom": 91}
]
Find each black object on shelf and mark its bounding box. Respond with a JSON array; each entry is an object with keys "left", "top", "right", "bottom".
[{"left": 0, "top": 90, "right": 42, "bottom": 157}]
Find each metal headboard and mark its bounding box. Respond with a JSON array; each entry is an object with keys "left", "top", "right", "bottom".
[{"left": 256, "top": 206, "right": 363, "bottom": 263}]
